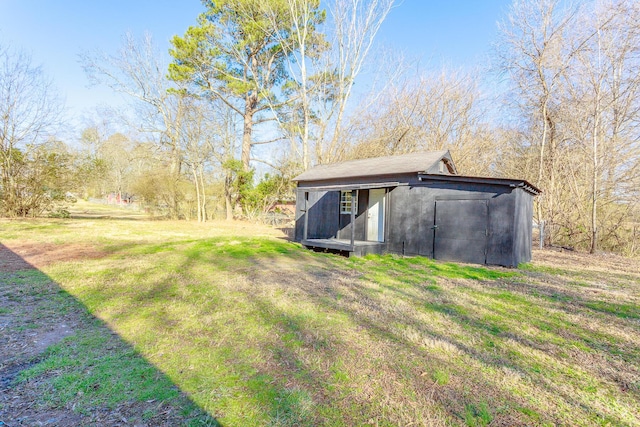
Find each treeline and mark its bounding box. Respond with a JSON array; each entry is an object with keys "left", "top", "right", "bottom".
[
  {"left": 496, "top": 0, "right": 640, "bottom": 255},
  {"left": 340, "top": 0, "right": 640, "bottom": 255},
  {"left": 1, "top": 0, "right": 639, "bottom": 255}
]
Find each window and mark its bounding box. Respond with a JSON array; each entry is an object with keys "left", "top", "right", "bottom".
[{"left": 340, "top": 190, "right": 357, "bottom": 214}]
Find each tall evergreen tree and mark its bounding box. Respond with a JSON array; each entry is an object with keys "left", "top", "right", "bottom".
[{"left": 169, "top": 0, "right": 324, "bottom": 170}]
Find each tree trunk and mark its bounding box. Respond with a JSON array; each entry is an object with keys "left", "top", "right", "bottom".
[
  {"left": 192, "top": 165, "right": 201, "bottom": 222},
  {"left": 224, "top": 171, "right": 233, "bottom": 221},
  {"left": 590, "top": 115, "right": 599, "bottom": 254},
  {"left": 167, "top": 116, "right": 183, "bottom": 220},
  {"left": 547, "top": 118, "right": 557, "bottom": 247},
  {"left": 171, "top": 150, "right": 182, "bottom": 220},
  {"left": 535, "top": 102, "right": 550, "bottom": 245},
  {"left": 225, "top": 194, "right": 233, "bottom": 221},
  {"left": 198, "top": 163, "right": 207, "bottom": 222},
  {"left": 299, "top": 41, "right": 310, "bottom": 170},
  {"left": 302, "top": 93, "right": 310, "bottom": 170},
  {"left": 241, "top": 93, "right": 257, "bottom": 170}
]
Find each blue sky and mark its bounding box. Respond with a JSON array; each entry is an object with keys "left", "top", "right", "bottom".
[
  {"left": 0, "top": 0, "right": 512, "bottom": 121},
  {"left": 379, "top": 0, "right": 510, "bottom": 66}
]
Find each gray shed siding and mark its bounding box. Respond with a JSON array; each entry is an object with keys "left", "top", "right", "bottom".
[
  {"left": 513, "top": 188, "right": 533, "bottom": 265},
  {"left": 386, "top": 181, "right": 522, "bottom": 266},
  {"left": 295, "top": 176, "right": 534, "bottom": 267},
  {"left": 295, "top": 190, "right": 339, "bottom": 241},
  {"left": 337, "top": 190, "right": 368, "bottom": 241}
]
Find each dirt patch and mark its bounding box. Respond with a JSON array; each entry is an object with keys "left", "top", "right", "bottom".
[
  {"left": 0, "top": 244, "right": 84, "bottom": 426},
  {"left": 0, "top": 403, "right": 85, "bottom": 427},
  {"left": 2, "top": 382, "right": 201, "bottom": 426},
  {"left": 0, "top": 244, "right": 34, "bottom": 272},
  {"left": 1, "top": 242, "right": 107, "bottom": 270}
]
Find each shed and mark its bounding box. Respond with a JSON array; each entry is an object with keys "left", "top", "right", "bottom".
[{"left": 293, "top": 150, "right": 540, "bottom": 267}]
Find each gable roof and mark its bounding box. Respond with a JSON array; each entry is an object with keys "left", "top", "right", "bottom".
[{"left": 293, "top": 150, "right": 455, "bottom": 182}]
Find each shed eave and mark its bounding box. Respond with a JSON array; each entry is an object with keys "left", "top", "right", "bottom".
[
  {"left": 418, "top": 174, "right": 541, "bottom": 196},
  {"left": 296, "top": 181, "right": 406, "bottom": 192}
]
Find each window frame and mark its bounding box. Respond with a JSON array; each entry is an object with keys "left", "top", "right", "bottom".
[{"left": 340, "top": 190, "right": 357, "bottom": 214}]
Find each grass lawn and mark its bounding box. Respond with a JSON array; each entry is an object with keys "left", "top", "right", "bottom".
[{"left": 1, "top": 202, "right": 639, "bottom": 426}]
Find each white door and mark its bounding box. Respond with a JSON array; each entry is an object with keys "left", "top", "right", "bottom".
[{"left": 367, "top": 189, "right": 385, "bottom": 242}]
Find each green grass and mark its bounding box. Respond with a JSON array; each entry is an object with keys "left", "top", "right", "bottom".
[
  {"left": 584, "top": 301, "right": 640, "bottom": 319},
  {"left": 0, "top": 267, "right": 216, "bottom": 425},
  {"left": 518, "top": 262, "right": 571, "bottom": 275},
  {"left": 464, "top": 402, "right": 492, "bottom": 427},
  {"left": 431, "top": 369, "right": 450, "bottom": 385},
  {"left": 351, "top": 253, "right": 517, "bottom": 284},
  {"left": 19, "top": 330, "right": 181, "bottom": 408},
  {"left": 1, "top": 214, "right": 639, "bottom": 426}
]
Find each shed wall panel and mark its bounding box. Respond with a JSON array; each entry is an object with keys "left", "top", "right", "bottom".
[
  {"left": 513, "top": 189, "right": 533, "bottom": 264},
  {"left": 338, "top": 189, "right": 368, "bottom": 240},
  {"left": 388, "top": 186, "right": 424, "bottom": 255},
  {"left": 387, "top": 182, "right": 520, "bottom": 265},
  {"left": 418, "top": 192, "right": 436, "bottom": 257},
  {"left": 434, "top": 199, "right": 488, "bottom": 264},
  {"left": 486, "top": 194, "right": 516, "bottom": 266},
  {"left": 294, "top": 191, "right": 305, "bottom": 241},
  {"left": 295, "top": 189, "right": 340, "bottom": 240}
]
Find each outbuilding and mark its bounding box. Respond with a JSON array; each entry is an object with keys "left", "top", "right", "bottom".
[{"left": 293, "top": 150, "right": 540, "bottom": 267}]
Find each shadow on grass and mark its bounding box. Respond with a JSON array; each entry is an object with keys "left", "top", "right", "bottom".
[
  {"left": 0, "top": 243, "right": 221, "bottom": 426},
  {"left": 185, "top": 240, "right": 635, "bottom": 424},
  {"left": 18, "top": 235, "right": 639, "bottom": 426},
  {"left": 202, "top": 243, "right": 638, "bottom": 426}
]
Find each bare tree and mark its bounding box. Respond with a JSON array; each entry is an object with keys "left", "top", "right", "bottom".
[
  {"left": 496, "top": 0, "right": 585, "bottom": 243},
  {"left": 497, "top": 0, "right": 640, "bottom": 253},
  {"left": 260, "top": 0, "right": 327, "bottom": 171},
  {"left": 342, "top": 67, "right": 496, "bottom": 175},
  {"left": 0, "top": 43, "right": 64, "bottom": 216},
  {"left": 315, "top": 0, "right": 396, "bottom": 164},
  {"left": 99, "top": 133, "right": 137, "bottom": 203},
  {"left": 564, "top": 0, "right": 640, "bottom": 252},
  {"left": 497, "top": 0, "right": 572, "bottom": 180},
  {"left": 80, "top": 32, "right": 186, "bottom": 218},
  {"left": 178, "top": 97, "right": 228, "bottom": 222}
]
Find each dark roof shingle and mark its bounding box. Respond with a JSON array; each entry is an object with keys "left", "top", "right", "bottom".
[{"left": 293, "top": 150, "right": 452, "bottom": 181}]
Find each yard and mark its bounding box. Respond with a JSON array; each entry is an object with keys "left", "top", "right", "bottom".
[{"left": 1, "top": 202, "right": 639, "bottom": 426}]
